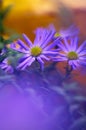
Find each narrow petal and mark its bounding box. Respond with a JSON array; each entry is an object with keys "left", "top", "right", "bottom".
[
  {"left": 19, "top": 54, "right": 31, "bottom": 62},
  {"left": 37, "top": 57, "right": 44, "bottom": 70},
  {"left": 43, "top": 51, "right": 58, "bottom": 55},
  {"left": 69, "top": 60, "right": 80, "bottom": 69},
  {"left": 43, "top": 40, "right": 57, "bottom": 51},
  {"left": 2, "top": 58, "right": 8, "bottom": 64},
  {"left": 17, "top": 39, "right": 29, "bottom": 50},
  {"left": 76, "top": 41, "right": 86, "bottom": 53},
  {"left": 21, "top": 54, "right": 31, "bottom": 59},
  {"left": 17, "top": 56, "right": 32, "bottom": 68},
  {"left": 41, "top": 30, "right": 55, "bottom": 48},
  {"left": 12, "top": 47, "right": 28, "bottom": 53},
  {"left": 57, "top": 42, "right": 68, "bottom": 53},
  {"left": 70, "top": 37, "right": 74, "bottom": 49},
  {"left": 5, "top": 66, "right": 12, "bottom": 72},
  {"left": 58, "top": 53, "right": 66, "bottom": 57},
  {"left": 73, "top": 60, "right": 80, "bottom": 68},
  {"left": 79, "top": 60, "right": 86, "bottom": 65},
  {"left": 28, "top": 57, "right": 35, "bottom": 65},
  {"left": 40, "top": 55, "right": 50, "bottom": 61},
  {"left": 71, "top": 37, "right": 78, "bottom": 51},
  {"left": 23, "top": 33, "right": 33, "bottom": 47},
  {"left": 0, "top": 65, "right": 7, "bottom": 69},
  {"left": 78, "top": 50, "right": 86, "bottom": 56},
  {"left": 60, "top": 25, "right": 79, "bottom": 38},
  {"left": 68, "top": 61, "right": 76, "bottom": 69},
  {"left": 34, "top": 28, "right": 42, "bottom": 45},
  {"left": 63, "top": 38, "right": 70, "bottom": 51},
  {"left": 53, "top": 57, "right": 67, "bottom": 61},
  {"left": 21, "top": 57, "right": 35, "bottom": 70},
  {"left": 79, "top": 57, "right": 86, "bottom": 60}
]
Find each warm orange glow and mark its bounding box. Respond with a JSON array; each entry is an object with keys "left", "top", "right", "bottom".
[
  {"left": 3, "top": 0, "right": 56, "bottom": 14},
  {"left": 3, "top": 0, "right": 58, "bottom": 38}
]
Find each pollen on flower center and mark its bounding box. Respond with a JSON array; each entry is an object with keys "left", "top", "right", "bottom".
[
  {"left": 31, "top": 46, "right": 42, "bottom": 56},
  {"left": 54, "top": 32, "right": 60, "bottom": 37},
  {"left": 67, "top": 51, "right": 78, "bottom": 60}
]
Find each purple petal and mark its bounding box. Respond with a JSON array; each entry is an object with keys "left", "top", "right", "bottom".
[
  {"left": 69, "top": 61, "right": 76, "bottom": 69},
  {"left": 63, "top": 38, "right": 70, "bottom": 51},
  {"left": 69, "top": 60, "right": 80, "bottom": 69},
  {"left": 0, "top": 65, "right": 7, "bottom": 69},
  {"left": 79, "top": 57, "right": 86, "bottom": 60},
  {"left": 17, "top": 56, "right": 32, "bottom": 69},
  {"left": 76, "top": 41, "right": 86, "bottom": 53},
  {"left": 10, "top": 43, "right": 16, "bottom": 48},
  {"left": 57, "top": 42, "right": 68, "bottom": 53},
  {"left": 17, "top": 39, "right": 29, "bottom": 50},
  {"left": 2, "top": 58, "right": 8, "bottom": 64},
  {"left": 43, "top": 40, "right": 57, "bottom": 51},
  {"left": 71, "top": 37, "right": 78, "bottom": 51},
  {"left": 43, "top": 51, "right": 58, "bottom": 55},
  {"left": 5, "top": 66, "right": 12, "bottom": 72},
  {"left": 79, "top": 60, "right": 86, "bottom": 65},
  {"left": 58, "top": 53, "right": 66, "bottom": 57},
  {"left": 23, "top": 33, "right": 33, "bottom": 47},
  {"left": 40, "top": 55, "right": 50, "bottom": 61},
  {"left": 18, "top": 54, "right": 30, "bottom": 63},
  {"left": 28, "top": 57, "right": 35, "bottom": 65},
  {"left": 21, "top": 57, "right": 35, "bottom": 70},
  {"left": 12, "top": 47, "right": 28, "bottom": 53},
  {"left": 37, "top": 57, "right": 44, "bottom": 70},
  {"left": 9, "top": 67, "right": 14, "bottom": 73},
  {"left": 39, "top": 29, "right": 50, "bottom": 46},
  {"left": 34, "top": 28, "right": 42, "bottom": 45},
  {"left": 78, "top": 50, "right": 86, "bottom": 56},
  {"left": 53, "top": 57, "right": 67, "bottom": 61},
  {"left": 59, "top": 25, "right": 79, "bottom": 38},
  {"left": 41, "top": 29, "right": 55, "bottom": 48}
]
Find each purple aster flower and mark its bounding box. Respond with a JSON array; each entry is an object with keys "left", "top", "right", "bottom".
[
  {"left": 54, "top": 25, "right": 79, "bottom": 39},
  {"left": 54, "top": 37, "right": 86, "bottom": 69},
  {"left": 0, "top": 58, "right": 14, "bottom": 73},
  {"left": 11, "top": 25, "right": 58, "bottom": 70}
]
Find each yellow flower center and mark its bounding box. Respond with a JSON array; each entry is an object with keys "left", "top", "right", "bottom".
[
  {"left": 67, "top": 51, "right": 78, "bottom": 60},
  {"left": 54, "top": 32, "right": 60, "bottom": 37},
  {"left": 31, "top": 46, "right": 42, "bottom": 56},
  {"left": 7, "top": 60, "right": 11, "bottom": 65}
]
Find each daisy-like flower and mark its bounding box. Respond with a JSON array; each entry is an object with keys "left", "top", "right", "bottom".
[
  {"left": 11, "top": 25, "right": 58, "bottom": 70},
  {"left": 0, "top": 58, "right": 14, "bottom": 73},
  {"left": 54, "top": 37, "right": 86, "bottom": 69},
  {"left": 54, "top": 25, "right": 79, "bottom": 39}
]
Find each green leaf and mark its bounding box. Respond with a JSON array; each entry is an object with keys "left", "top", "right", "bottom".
[
  {"left": 9, "top": 34, "right": 21, "bottom": 41},
  {"left": 0, "top": 36, "right": 4, "bottom": 42},
  {"left": 0, "top": 42, "right": 4, "bottom": 49}
]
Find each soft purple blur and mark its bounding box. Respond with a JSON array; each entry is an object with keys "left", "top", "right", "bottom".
[{"left": 0, "top": 81, "right": 70, "bottom": 130}]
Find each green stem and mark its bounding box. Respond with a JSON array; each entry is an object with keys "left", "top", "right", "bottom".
[{"left": 65, "top": 60, "right": 73, "bottom": 78}]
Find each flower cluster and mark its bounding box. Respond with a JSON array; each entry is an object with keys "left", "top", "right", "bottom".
[{"left": 0, "top": 24, "right": 86, "bottom": 74}]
